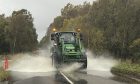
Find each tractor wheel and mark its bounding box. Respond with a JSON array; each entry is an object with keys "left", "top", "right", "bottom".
[
  {"left": 51, "top": 53, "right": 54, "bottom": 66},
  {"left": 82, "top": 54, "right": 87, "bottom": 69},
  {"left": 53, "top": 53, "right": 61, "bottom": 69},
  {"left": 82, "top": 60, "right": 87, "bottom": 69},
  {"left": 52, "top": 52, "right": 57, "bottom": 67}
]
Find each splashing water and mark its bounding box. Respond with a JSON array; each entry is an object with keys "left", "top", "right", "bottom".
[
  {"left": 87, "top": 51, "right": 118, "bottom": 71},
  {"left": 9, "top": 50, "right": 117, "bottom": 72},
  {"left": 9, "top": 50, "right": 56, "bottom": 72},
  {"left": 86, "top": 50, "right": 118, "bottom": 78},
  {"left": 8, "top": 48, "right": 118, "bottom": 79},
  {"left": 60, "top": 63, "right": 82, "bottom": 73}
]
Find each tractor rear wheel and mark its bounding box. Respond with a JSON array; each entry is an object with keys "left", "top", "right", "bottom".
[{"left": 82, "top": 60, "right": 87, "bottom": 69}]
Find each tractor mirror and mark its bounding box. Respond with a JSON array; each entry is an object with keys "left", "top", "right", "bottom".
[{"left": 51, "top": 33, "right": 55, "bottom": 40}]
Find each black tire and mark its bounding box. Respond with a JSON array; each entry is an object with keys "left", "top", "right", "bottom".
[
  {"left": 82, "top": 60, "right": 87, "bottom": 69},
  {"left": 52, "top": 52, "right": 61, "bottom": 68},
  {"left": 52, "top": 52, "right": 58, "bottom": 67},
  {"left": 82, "top": 54, "right": 87, "bottom": 69},
  {"left": 51, "top": 53, "right": 55, "bottom": 66}
]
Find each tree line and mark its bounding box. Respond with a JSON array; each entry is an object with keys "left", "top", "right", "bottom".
[
  {"left": 41, "top": 0, "right": 140, "bottom": 62},
  {"left": 0, "top": 9, "right": 38, "bottom": 54}
]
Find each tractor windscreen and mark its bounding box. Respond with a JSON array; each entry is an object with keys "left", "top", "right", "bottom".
[{"left": 59, "top": 33, "right": 76, "bottom": 43}]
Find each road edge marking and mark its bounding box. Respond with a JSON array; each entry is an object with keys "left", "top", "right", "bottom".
[{"left": 59, "top": 71, "right": 74, "bottom": 84}]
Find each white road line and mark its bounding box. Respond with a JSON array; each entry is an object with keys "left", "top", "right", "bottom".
[{"left": 59, "top": 71, "right": 74, "bottom": 84}]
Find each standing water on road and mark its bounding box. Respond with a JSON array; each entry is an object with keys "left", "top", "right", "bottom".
[
  {"left": 86, "top": 51, "right": 118, "bottom": 78},
  {"left": 8, "top": 49, "right": 56, "bottom": 80},
  {"left": 9, "top": 50, "right": 55, "bottom": 72},
  {"left": 8, "top": 49, "right": 118, "bottom": 80}
]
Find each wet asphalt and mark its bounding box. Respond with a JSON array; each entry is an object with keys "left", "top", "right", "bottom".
[{"left": 9, "top": 70, "right": 127, "bottom": 84}]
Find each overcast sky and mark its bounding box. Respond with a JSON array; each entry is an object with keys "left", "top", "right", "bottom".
[{"left": 0, "top": 0, "right": 94, "bottom": 41}]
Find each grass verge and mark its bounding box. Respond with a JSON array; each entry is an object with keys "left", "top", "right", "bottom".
[
  {"left": 111, "top": 62, "right": 140, "bottom": 83},
  {"left": 0, "top": 67, "right": 10, "bottom": 81},
  {"left": 111, "top": 62, "right": 140, "bottom": 78}
]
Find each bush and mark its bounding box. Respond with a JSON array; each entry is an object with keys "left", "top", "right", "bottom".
[
  {"left": 0, "top": 67, "right": 9, "bottom": 81},
  {"left": 112, "top": 62, "right": 140, "bottom": 78}
]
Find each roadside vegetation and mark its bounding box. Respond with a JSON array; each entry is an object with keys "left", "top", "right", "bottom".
[
  {"left": 111, "top": 61, "right": 140, "bottom": 83},
  {"left": 112, "top": 61, "right": 140, "bottom": 78},
  {"left": 0, "top": 67, "right": 9, "bottom": 81},
  {"left": 0, "top": 9, "right": 38, "bottom": 55}
]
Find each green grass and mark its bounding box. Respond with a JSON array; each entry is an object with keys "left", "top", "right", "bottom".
[
  {"left": 0, "top": 67, "right": 9, "bottom": 81},
  {"left": 111, "top": 61, "right": 140, "bottom": 78}
]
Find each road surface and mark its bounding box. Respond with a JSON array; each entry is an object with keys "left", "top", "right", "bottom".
[{"left": 9, "top": 70, "right": 127, "bottom": 84}]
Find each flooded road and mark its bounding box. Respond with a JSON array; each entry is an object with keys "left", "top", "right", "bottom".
[
  {"left": 9, "top": 70, "right": 127, "bottom": 84},
  {"left": 7, "top": 50, "right": 127, "bottom": 84}
]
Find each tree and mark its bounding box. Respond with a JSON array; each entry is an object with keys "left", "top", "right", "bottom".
[
  {"left": 0, "top": 14, "right": 10, "bottom": 54},
  {"left": 7, "top": 9, "right": 38, "bottom": 53},
  {"left": 53, "top": 16, "right": 64, "bottom": 29},
  {"left": 61, "top": 3, "right": 79, "bottom": 19},
  {"left": 129, "top": 38, "right": 140, "bottom": 63}
]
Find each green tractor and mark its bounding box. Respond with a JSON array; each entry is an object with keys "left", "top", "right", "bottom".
[{"left": 51, "top": 31, "right": 87, "bottom": 69}]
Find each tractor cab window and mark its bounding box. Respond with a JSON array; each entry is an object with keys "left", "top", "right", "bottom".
[{"left": 59, "top": 33, "right": 75, "bottom": 43}]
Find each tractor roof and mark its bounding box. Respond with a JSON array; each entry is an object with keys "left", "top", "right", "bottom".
[
  {"left": 54, "top": 32, "right": 77, "bottom": 36},
  {"left": 55, "top": 32, "right": 77, "bottom": 34}
]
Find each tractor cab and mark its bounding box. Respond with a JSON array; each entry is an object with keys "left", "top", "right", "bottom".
[{"left": 59, "top": 32, "right": 76, "bottom": 44}]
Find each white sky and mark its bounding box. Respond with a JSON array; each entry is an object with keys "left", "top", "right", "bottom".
[{"left": 0, "top": 0, "right": 95, "bottom": 41}]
